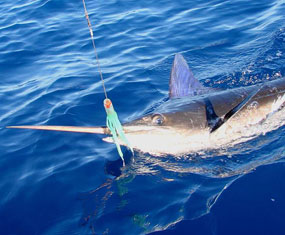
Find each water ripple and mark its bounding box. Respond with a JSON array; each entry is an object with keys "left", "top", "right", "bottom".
[{"left": 1, "top": 0, "right": 285, "bottom": 234}]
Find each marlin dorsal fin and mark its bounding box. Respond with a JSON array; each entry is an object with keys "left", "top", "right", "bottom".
[{"left": 169, "top": 53, "right": 205, "bottom": 98}]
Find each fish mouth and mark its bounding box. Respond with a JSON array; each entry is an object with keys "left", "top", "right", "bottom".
[
  {"left": 102, "top": 124, "right": 155, "bottom": 145},
  {"left": 123, "top": 125, "right": 156, "bottom": 133}
]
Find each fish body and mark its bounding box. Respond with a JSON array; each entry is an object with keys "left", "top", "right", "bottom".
[
  {"left": 118, "top": 78, "right": 285, "bottom": 155},
  {"left": 7, "top": 54, "right": 285, "bottom": 156}
]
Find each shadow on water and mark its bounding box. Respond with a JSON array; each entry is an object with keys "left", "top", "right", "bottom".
[{"left": 77, "top": 132, "right": 285, "bottom": 234}]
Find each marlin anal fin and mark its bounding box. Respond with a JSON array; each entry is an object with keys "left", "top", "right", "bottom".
[
  {"left": 6, "top": 125, "right": 109, "bottom": 134},
  {"left": 209, "top": 86, "right": 263, "bottom": 133},
  {"left": 169, "top": 53, "right": 206, "bottom": 98}
]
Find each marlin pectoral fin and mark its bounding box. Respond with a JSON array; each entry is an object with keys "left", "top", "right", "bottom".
[
  {"left": 6, "top": 125, "right": 109, "bottom": 134},
  {"left": 169, "top": 53, "right": 206, "bottom": 98},
  {"left": 210, "top": 85, "right": 263, "bottom": 133}
]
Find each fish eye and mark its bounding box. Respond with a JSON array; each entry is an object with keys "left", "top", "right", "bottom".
[{"left": 152, "top": 114, "right": 164, "bottom": 125}]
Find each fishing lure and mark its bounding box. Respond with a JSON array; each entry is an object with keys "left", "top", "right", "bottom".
[
  {"left": 104, "top": 99, "right": 134, "bottom": 166},
  {"left": 82, "top": 0, "right": 133, "bottom": 164}
]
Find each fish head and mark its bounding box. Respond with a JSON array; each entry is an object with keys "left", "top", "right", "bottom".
[
  {"left": 103, "top": 106, "right": 208, "bottom": 155},
  {"left": 103, "top": 112, "right": 182, "bottom": 155}
]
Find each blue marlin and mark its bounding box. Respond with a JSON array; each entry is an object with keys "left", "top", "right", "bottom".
[{"left": 7, "top": 54, "right": 285, "bottom": 156}]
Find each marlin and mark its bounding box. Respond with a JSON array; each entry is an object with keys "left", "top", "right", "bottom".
[{"left": 7, "top": 54, "right": 285, "bottom": 156}]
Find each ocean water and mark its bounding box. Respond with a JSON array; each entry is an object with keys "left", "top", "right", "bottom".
[{"left": 1, "top": 0, "right": 285, "bottom": 234}]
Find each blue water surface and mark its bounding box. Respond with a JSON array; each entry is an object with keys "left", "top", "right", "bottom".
[{"left": 1, "top": 0, "right": 285, "bottom": 234}]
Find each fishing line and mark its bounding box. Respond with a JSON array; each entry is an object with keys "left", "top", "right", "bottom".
[
  {"left": 82, "top": 0, "right": 133, "bottom": 165},
  {"left": 82, "top": 0, "right": 107, "bottom": 99}
]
